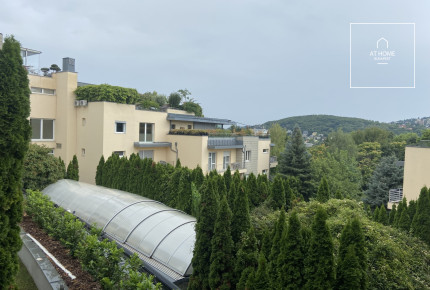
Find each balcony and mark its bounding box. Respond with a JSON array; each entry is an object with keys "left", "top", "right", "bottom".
[
  {"left": 207, "top": 137, "right": 243, "bottom": 149},
  {"left": 210, "top": 162, "right": 246, "bottom": 174},
  {"left": 389, "top": 188, "right": 403, "bottom": 203},
  {"left": 269, "top": 156, "right": 278, "bottom": 168}
]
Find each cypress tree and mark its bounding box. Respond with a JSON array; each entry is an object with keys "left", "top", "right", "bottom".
[
  {"left": 177, "top": 169, "right": 192, "bottom": 214},
  {"left": 260, "top": 229, "right": 272, "bottom": 260},
  {"left": 224, "top": 166, "right": 232, "bottom": 193},
  {"left": 237, "top": 267, "right": 254, "bottom": 290},
  {"left": 95, "top": 155, "right": 105, "bottom": 185},
  {"left": 336, "top": 245, "right": 361, "bottom": 290},
  {"left": 209, "top": 195, "right": 234, "bottom": 289},
  {"left": 388, "top": 204, "right": 397, "bottom": 225},
  {"left": 378, "top": 204, "right": 388, "bottom": 225},
  {"left": 304, "top": 207, "right": 335, "bottom": 289},
  {"left": 335, "top": 189, "right": 343, "bottom": 199},
  {"left": 393, "top": 200, "right": 404, "bottom": 227},
  {"left": 246, "top": 173, "right": 259, "bottom": 208},
  {"left": 277, "top": 211, "right": 304, "bottom": 290},
  {"left": 192, "top": 165, "right": 204, "bottom": 189},
  {"left": 398, "top": 209, "right": 411, "bottom": 232},
  {"left": 175, "top": 158, "right": 181, "bottom": 168},
  {"left": 336, "top": 218, "right": 367, "bottom": 289},
  {"left": 284, "top": 178, "right": 294, "bottom": 210},
  {"left": 408, "top": 199, "right": 417, "bottom": 222},
  {"left": 256, "top": 176, "right": 269, "bottom": 206},
  {"left": 269, "top": 176, "right": 285, "bottom": 210},
  {"left": 269, "top": 209, "right": 286, "bottom": 263},
  {"left": 411, "top": 187, "right": 430, "bottom": 245},
  {"left": 373, "top": 207, "right": 380, "bottom": 221},
  {"left": 217, "top": 175, "right": 227, "bottom": 199},
  {"left": 58, "top": 156, "right": 67, "bottom": 178},
  {"left": 0, "top": 35, "right": 31, "bottom": 288},
  {"left": 316, "top": 177, "right": 330, "bottom": 203},
  {"left": 66, "top": 155, "right": 79, "bottom": 181},
  {"left": 189, "top": 178, "right": 220, "bottom": 290},
  {"left": 234, "top": 226, "right": 258, "bottom": 286},
  {"left": 231, "top": 183, "right": 251, "bottom": 246},
  {"left": 227, "top": 180, "right": 237, "bottom": 210},
  {"left": 252, "top": 252, "right": 271, "bottom": 290},
  {"left": 167, "top": 167, "right": 182, "bottom": 208}
]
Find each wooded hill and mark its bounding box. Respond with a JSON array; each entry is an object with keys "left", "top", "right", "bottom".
[{"left": 263, "top": 115, "right": 427, "bottom": 136}]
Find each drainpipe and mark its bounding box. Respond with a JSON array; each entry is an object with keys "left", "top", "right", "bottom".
[{"left": 170, "top": 142, "right": 178, "bottom": 165}]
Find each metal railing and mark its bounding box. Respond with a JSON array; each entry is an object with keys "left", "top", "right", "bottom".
[
  {"left": 208, "top": 162, "right": 244, "bottom": 173},
  {"left": 270, "top": 156, "right": 277, "bottom": 163},
  {"left": 207, "top": 137, "right": 243, "bottom": 148},
  {"left": 389, "top": 188, "right": 403, "bottom": 203}
]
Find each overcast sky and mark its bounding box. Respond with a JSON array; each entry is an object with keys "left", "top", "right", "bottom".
[{"left": 1, "top": 0, "right": 429, "bottom": 126}]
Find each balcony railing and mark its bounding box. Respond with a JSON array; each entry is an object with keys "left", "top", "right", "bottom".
[
  {"left": 209, "top": 162, "right": 245, "bottom": 173},
  {"left": 270, "top": 156, "right": 277, "bottom": 163},
  {"left": 389, "top": 188, "right": 403, "bottom": 203},
  {"left": 207, "top": 137, "right": 243, "bottom": 149}
]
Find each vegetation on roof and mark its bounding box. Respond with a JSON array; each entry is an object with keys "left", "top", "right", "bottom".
[{"left": 75, "top": 84, "right": 140, "bottom": 104}]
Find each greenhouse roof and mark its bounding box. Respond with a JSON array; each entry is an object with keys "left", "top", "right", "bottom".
[{"left": 42, "top": 180, "right": 196, "bottom": 286}]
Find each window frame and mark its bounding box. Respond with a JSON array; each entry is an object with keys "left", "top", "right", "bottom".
[
  {"left": 208, "top": 152, "right": 216, "bottom": 171},
  {"left": 245, "top": 150, "right": 251, "bottom": 162},
  {"left": 30, "top": 118, "right": 55, "bottom": 141},
  {"left": 115, "top": 121, "right": 126, "bottom": 134},
  {"left": 223, "top": 151, "right": 230, "bottom": 170},
  {"left": 30, "top": 87, "right": 56, "bottom": 95},
  {"left": 139, "top": 123, "right": 154, "bottom": 142},
  {"left": 113, "top": 151, "right": 125, "bottom": 158},
  {"left": 263, "top": 148, "right": 269, "bottom": 153}
]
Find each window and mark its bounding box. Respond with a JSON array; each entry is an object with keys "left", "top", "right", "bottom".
[
  {"left": 81, "top": 148, "right": 86, "bottom": 157},
  {"left": 139, "top": 150, "right": 154, "bottom": 160},
  {"left": 48, "top": 149, "right": 54, "bottom": 155},
  {"left": 114, "top": 151, "right": 125, "bottom": 158},
  {"left": 263, "top": 148, "right": 269, "bottom": 153},
  {"left": 223, "top": 151, "right": 230, "bottom": 170},
  {"left": 262, "top": 169, "right": 268, "bottom": 175},
  {"left": 115, "top": 121, "right": 126, "bottom": 133},
  {"left": 171, "top": 124, "right": 176, "bottom": 129},
  {"left": 82, "top": 118, "right": 86, "bottom": 126},
  {"left": 30, "top": 118, "right": 54, "bottom": 140},
  {"left": 208, "top": 152, "right": 216, "bottom": 171},
  {"left": 245, "top": 150, "right": 251, "bottom": 162},
  {"left": 30, "top": 87, "right": 55, "bottom": 95},
  {"left": 188, "top": 125, "right": 192, "bottom": 129},
  {"left": 139, "top": 123, "right": 154, "bottom": 142}
]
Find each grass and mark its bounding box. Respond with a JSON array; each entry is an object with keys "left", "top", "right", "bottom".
[{"left": 15, "top": 258, "right": 37, "bottom": 290}]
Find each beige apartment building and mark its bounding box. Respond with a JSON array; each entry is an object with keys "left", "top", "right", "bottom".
[
  {"left": 25, "top": 50, "right": 277, "bottom": 184},
  {"left": 401, "top": 145, "right": 430, "bottom": 201}
]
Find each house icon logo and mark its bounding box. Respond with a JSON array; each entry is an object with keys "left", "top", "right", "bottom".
[
  {"left": 376, "top": 37, "right": 388, "bottom": 49},
  {"left": 369, "top": 36, "right": 395, "bottom": 65}
]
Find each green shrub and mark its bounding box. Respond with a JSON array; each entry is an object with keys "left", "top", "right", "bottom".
[{"left": 75, "top": 84, "right": 140, "bottom": 104}]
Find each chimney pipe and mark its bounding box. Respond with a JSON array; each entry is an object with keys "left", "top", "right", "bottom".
[{"left": 62, "top": 57, "right": 75, "bottom": 72}]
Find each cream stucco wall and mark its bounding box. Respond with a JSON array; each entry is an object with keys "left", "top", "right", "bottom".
[
  {"left": 257, "top": 139, "right": 271, "bottom": 175},
  {"left": 402, "top": 146, "right": 430, "bottom": 202}
]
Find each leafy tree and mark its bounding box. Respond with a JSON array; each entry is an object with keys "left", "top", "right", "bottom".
[
  {"left": 189, "top": 179, "right": 220, "bottom": 290},
  {"left": 23, "top": 144, "right": 64, "bottom": 190},
  {"left": 0, "top": 35, "right": 31, "bottom": 288},
  {"left": 304, "top": 207, "right": 335, "bottom": 289},
  {"left": 183, "top": 101, "right": 203, "bottom": 117},
  {"left": 363, "top": 155, "right": 403, "bottom": 208},
  {"left": 316, "top": 177, "right": 330, "bottom": 203},
  {"left": 269, "top": 176, "right": 285, "bottom": 210},
  {"left": 357, "top": 142, "right": 383, "bottom": 189},
  {"left": 279, "top": 126, "right": 313, "bottom": 200},
  {"left": 231, "top": 184, "right": 251, "bottom": 246},
  {"left": 411, "top": 187, "right": 430, "bottom": 245},
  {"left": 66, "top": 155, "right": 79, "bottom": 181},
  {"left": 50, "top": 63, "right": 61, "bottom": 72},
  {"left": 168, "top": 92, "right": 182, "bottom": 108},
  {"left": 209, "top": 195, "right": 234, "bottom": 289},
  {"left": 325, "top": 128, "right": 358, "bottom": 158},
  {"left": 269, "top": 123, "right": 287, "bottom": 159},
  {"left": 95, "top": 155, "right": 105, "bottom": 185},
  {"left": 277, "top": 211, "right": 304, "bottom": 289}
]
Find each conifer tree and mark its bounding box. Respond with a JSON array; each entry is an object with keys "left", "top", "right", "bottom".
[
  {"left": 234, "top": 226, "right": 258, "bottom": 286},
  {"left": 58, "top": 156, "right": 67, "bottom": 178},
  {"left": 227, "top": 180, "right": 237, "bottom": 210},
  {"left": 336, "top": 218, "right": 367, "bottom": 289},
  {"left": 411, "top": 187, "right": 430, "bottom": 245},
  {"left": 388, "top": 204, "right": 397, "bottom": 225},
  {"left": 398, "top": 209, "right": 411, "bottom": 232},
  {"left": 175, "top": 158, "right": 181, "bottom": 168},
  {"left": 191, "top": 165, "right": 204, "bottom": 189},
  {"left": 252, "top": 252, "right": 271, "bottom": 290},
  {"left": 0, "top": 35, "right": 31, "bottom": 288},
  {"left": 408, "top": 199, "right": 417, "bottom": 222},
  {"left": 66, "top": 155, "right": 79, "bottom": 181},
  {"left": 279, "top": 125, "right": 313, "bottom": 200},
  {"left": 284, "top": 178, "right": 294, "bottom": 209},
  {"left": 378, "top": 204, "right": 388, "bottom": 225},
  {"left": 95, "top": 155, "right": 105, "bottom": 185},
  {"left": 277, "top": 211, "right": 304, "bottom": 290},
  {"left": 393, "top": 200, "right": 404, "bottom": 227},
  {"left": 373, "top": 207, "right": 380, "bottom": 221},
  {"left": 231, "top": 183, "right": 251, "bottom": 246},
  {"left": 316, "top": 177, "right": 330, "bottom": 203},
  {"left": 237, "top": 267, "right": 254, "bottom": 290},
  {"left": 189, "top": 178, "right": 220, "bottom": 290},
  {"left": 224, "top": 166, "right": 232, "bottom": 192},
  {"left": 246, "top": 173, "right": 259, "bottom": 208},
  {"left": 269, "top": 209, "right": 286, "bottom": 263},
  {"left": 260, "top": 229, "right": 272, "bottom": 260},
  {"left": 177, "top": 169, "right": 192, "bottom": 214},
  {"left": 269, "top": 176, "right": 285, "bottom": 210},
  {"left": 304, "top": 207, "right": 335, "bottom": 289},
  {"left": 209, "top": 195, "right": 235, "bottom": 289},
  {"left": 217, "top": 175, "right": 227, "bottom": 199},
  {"left": 167, "top": 167, "right": 182, "bottom": 208}
]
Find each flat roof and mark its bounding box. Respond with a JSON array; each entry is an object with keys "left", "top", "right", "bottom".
[{"left": 167, "top": 113, "right": 236, "bottom": 125}]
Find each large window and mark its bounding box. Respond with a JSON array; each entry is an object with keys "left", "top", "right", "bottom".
[
  {"left": 31, "top": 118, "right": 54, "bottom": 140},
  {"left": 115, "top": 121, "right": 126, "bottom": 133},
  {"left": 139, "top": 123, "right": 153, "bottom": 142},
  {"left": 31, "top": 87, "right": 55, "bottom": 95},
  {"left": 208, "top": 152, "right": 216, "bottom": 171},
  {"left": 223, "top": 151, "right": 230, "bottom": 170},
  {"left": 139, "top": 150, "right": 154, "bottom": 160}
]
